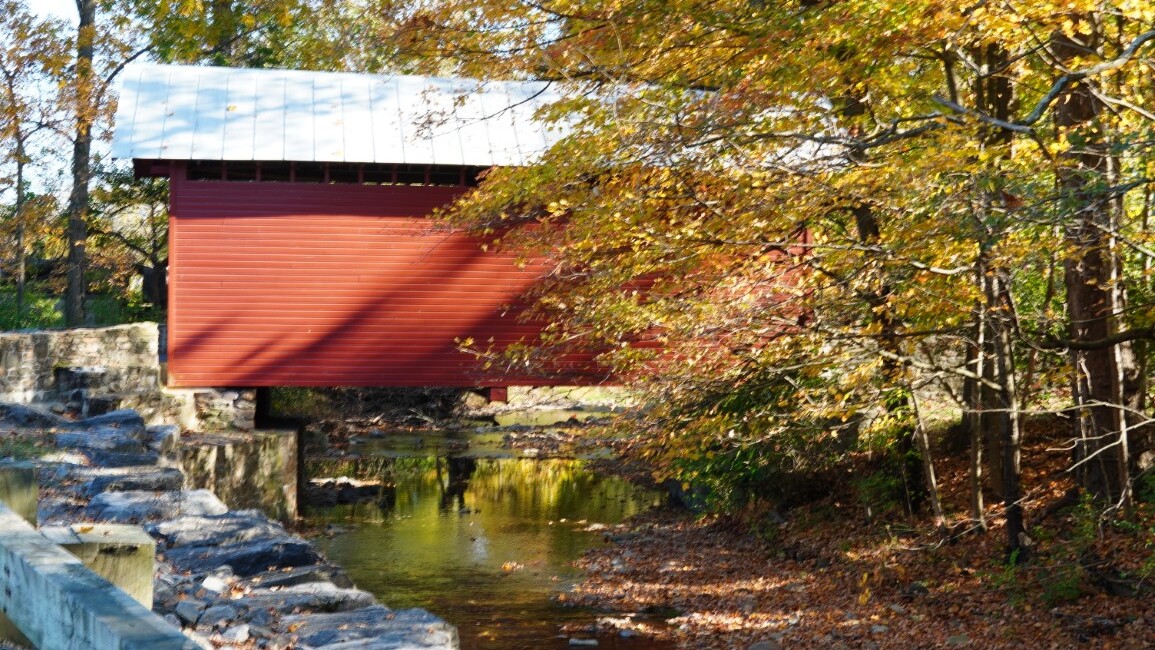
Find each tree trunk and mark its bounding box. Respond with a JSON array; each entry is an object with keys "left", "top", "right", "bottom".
[
  {"left": 14, "top": 138, "right": 27, "bottom": 327},
  {"left": 851, "top": 204, "right": 924, "bottom": 512},
  {"left": 910, "top": 389, "right": 945, "bottom": 530},
  {"left": 1053, "top": 28, "right": 1143, "bottom": 503},
  {"left": 64, "top": 0, "right": 97, "bottom": 327},
  {"left": 970, "top": 43, "right": 1016, "bottom": 506},
  {"left": 968, "top": 298, "right": 986, "bottom": 530},
  {"left": 986, "top": 268, "right": 1025, "bottom": 559}
]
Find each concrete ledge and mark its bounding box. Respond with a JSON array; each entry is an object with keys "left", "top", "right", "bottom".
[
  {"left": 0, "top": 462, "right": 36, "bottom": 526},
  {"left": 0, "top": 503, "right": 195, "bottom": 649},
  {"left": 40, "top": 524, "right": 156, "bottom": 609}
]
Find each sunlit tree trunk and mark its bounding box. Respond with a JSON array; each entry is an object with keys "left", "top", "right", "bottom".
[
  {"left": 984, "top": 266, "right": 1024, "bottom": 558},
  {"left": 910, "top": 388, "right": 945, "bottom": 530},
  {"left": 967, "top": 294, "right": 986, "bottom": 530}
]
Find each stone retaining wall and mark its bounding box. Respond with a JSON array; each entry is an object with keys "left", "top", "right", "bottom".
[
  {"left": 179, "top": 428, "right": 298, "bottom": 520},
  {"left": 0, "top": 324, "right": 160, "bottom": 403},
  {"left": 0, "top": 324, "right": 263, "bottom": 431}
]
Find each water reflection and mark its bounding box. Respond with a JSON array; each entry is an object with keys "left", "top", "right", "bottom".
[
  {"left": 440, "top": 456, "right": 477, "bottom": 513},
  {"left": 306, "top": 456, "right": 672, "bottom": 650}
]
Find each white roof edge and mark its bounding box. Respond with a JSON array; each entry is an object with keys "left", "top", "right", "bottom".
[{"left": 111, "top": 63, "right": 566, "bottom": 167}]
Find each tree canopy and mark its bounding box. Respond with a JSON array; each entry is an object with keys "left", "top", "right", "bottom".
[{"left": 380, "top": 0, "right": 1155, "bottom": 550}]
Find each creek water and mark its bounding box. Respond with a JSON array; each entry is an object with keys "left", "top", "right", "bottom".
[{"left": 303, "top": 423, "right": 677, "bottom": 649}]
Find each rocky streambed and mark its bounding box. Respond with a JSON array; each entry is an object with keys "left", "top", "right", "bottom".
[{"left": 0, "top": 403, "right": 457, "bottom": 650}]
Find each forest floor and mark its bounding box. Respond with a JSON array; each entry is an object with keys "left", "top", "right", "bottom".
[{"left": 561, "top": 417, "right": 1155, "bottom": 650}]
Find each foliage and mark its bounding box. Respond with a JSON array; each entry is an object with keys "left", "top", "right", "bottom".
[
  {"left": 0, "top": 290, "right": 61, "bottom": 330},
  {"left": 0, "top": 432, "right": 46, "bottom": 460},
  {"left": 10, "top": 0, "right": 376, "bottom": 328},
  {"left": 382, "top": 0, "right": 1155, "bottom": 543},
  {"left": 271, "top": 386, "right": 337, "bottom": 420}
]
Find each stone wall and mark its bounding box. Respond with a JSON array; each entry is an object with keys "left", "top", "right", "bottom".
[
  {"left": 0, "top": 324, "right": 258, "bottom": 431},
  {"left": 178, "top": 428, "right": 299, "bottom": 520},
  {"left": 0, "top": 323, "right": 160, "bottom": 404},
  {"left": 192, "top": 389, "right": 257, "bottom": 431}
]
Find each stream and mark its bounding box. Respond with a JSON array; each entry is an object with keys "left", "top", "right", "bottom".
[{"left": 302, "top": 416, "right": 677, "bottom": 649}]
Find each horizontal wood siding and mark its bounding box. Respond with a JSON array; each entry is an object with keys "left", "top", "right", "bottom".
[{"left": 168, "top": 180, "right": 601, "bottom": 387}]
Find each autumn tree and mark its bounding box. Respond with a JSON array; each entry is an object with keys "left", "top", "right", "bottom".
[
  {"left": 88, "top": 166, "right": 168, "bottom": 308},
  {"left": 0, "top": 1, "right": 66, "bottom": 327},
  {"left": 381, "top": 0, "right": 1155, "bottom": 555},
  {"left": 56, "top": 0, "right": 368, "bottom": 326}
]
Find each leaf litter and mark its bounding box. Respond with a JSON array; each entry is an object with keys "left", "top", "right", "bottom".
[{"left": 565, "top": 424, "right": 1155, "bottom": 649}]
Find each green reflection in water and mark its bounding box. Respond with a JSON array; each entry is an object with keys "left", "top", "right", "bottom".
[{"left": 307, "top": 457, "right": 672, "bottom": 650}]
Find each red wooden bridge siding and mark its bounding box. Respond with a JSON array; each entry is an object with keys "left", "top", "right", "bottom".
[{"left": 167, "top": 173, "right": 596, "bottom": 387}]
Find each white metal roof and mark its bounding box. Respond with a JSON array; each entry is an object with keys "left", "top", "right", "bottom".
[{"left": 111, "top": 64, "right": 567, "bottom": 167}]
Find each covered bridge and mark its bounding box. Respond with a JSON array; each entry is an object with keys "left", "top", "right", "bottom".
[{"left": 111, "top": 64, "right": 597, "bottom": 390}]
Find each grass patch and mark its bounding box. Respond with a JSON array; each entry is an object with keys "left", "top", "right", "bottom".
[{"left": 0, "top": 433, "right": 49, "bottom": 461}]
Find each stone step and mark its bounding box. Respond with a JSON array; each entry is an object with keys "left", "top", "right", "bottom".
[
  {"left": 83, "top": 489, "right": 229, "bottom": 524},
  {"left": 163, "top": 536, "right": 323, "bottom": 578}
]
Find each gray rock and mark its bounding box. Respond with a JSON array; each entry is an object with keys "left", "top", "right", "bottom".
[
  {"left": 200, "top": 604, "right": 238, "bottom": 627},
  {"left": 248, "top": 624, "right": 274, "bottom": 640},
  {"left": 221, "top": 624, "right": 250, "bottom": 643},
  {"left": 282, "top": 605, "right": 457, "bottom": 649},
  {"left": 37, "top": 494, "right": 84, "bottom": 525},
  {"left": 153, "top": 583, "right": 179, "bottom": 613},
  {"left": 84, "top": 489, "right": 228, "bottom": 523},
  {"left": 176, "top": 600, "right": 208, "bottom": 625},
  {"left": 181, "top": 630, "right": 215, "bottom": 650},
  {"left": 165, "top": 537, "right": 324, "bottom": 577},
  {"left": 248, "top": 609, "right": 274, "bottom": 628},
  {"left": 201, "top": 575, "right": 230, "bottom": 594},
  {"left": 69, "top": 408, "right": 146, "bottom": 434},
  {"left": 870, "top": 624, "right": 889, "bottom": 634},
  {"left": 83, "top": 449, "right": 161, "bottom": 468},
  {"left": 149, "top": 511, "right": 288, "bottom": 548},
  {"left": 246, "top": 564, "right": 354, "bottom": 590},
  {"left": 82, "top": 466, "right": 185, "bottom": 496},
  {"left": 0, "top": 403, "right": 67, "bottom": 429},
  {"left": 146, "top": 424, "right": 181, "bottom": 453},
  {"left": 748, "top": 641, "right": 781, "bottom": 650},
  {"left": 37, "top": 450, "right": 91, "bottom": 466},
  {"left": 946, "top": 635, "right": 970, "bottom": 646},
  {"left": 236, "top": 582, "right": 376, "bottom": 616},
  {"left": 55, "top": 426, "right": 145, "bottom": 453}
]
